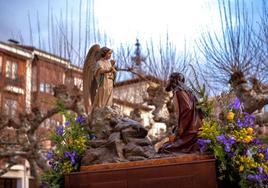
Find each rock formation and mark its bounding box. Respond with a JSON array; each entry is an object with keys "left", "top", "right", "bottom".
[{"left": 81, "top": 106, "right": 161, "bottom": 165}]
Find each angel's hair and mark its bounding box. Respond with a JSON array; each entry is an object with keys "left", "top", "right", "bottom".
[{"left": 99, "top": 47, "right": 112, "bottom": 57}]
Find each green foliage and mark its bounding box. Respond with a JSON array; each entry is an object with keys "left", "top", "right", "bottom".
[
  {"left": 188, "top": 64, "right": 214, "bottom": 117},
  {"left": 41, "top": 101, "right": 93, "bottom": 188},
  {"left": 199, "top": 119, "right": 221, "bottom": 142},
  {"left": 189, "top": 80, "right": 214, "bottom": 118},
  {"left": 41, "top": 170, "right": 64, "bottom": 188}
]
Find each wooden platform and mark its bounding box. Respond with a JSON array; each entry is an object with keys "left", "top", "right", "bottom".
[{"left": 65, "top": 154, "right": 217, "bottom": 188}]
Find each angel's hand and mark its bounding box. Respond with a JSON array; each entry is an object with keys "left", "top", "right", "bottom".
[
  {"left": 110, "top": 59, "right": 116, "bottom": 66},
  {"left": 111, "top": 67, "right": 117, "bottom": 73},
  {"left": 108, "top": 67, "right": 116, "bottom": 73}
]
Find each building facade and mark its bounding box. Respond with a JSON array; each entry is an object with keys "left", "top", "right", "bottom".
[
  {"left": 0, "top": 41, "right": 83, "bottom": 124},
  {"left": 0, "top": 41, "right": 83, "bottom": 188}
]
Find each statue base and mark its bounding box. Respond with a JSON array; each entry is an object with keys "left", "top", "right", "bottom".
[{"left": 65, "top": 154, "right": 217, "bottom": 188}]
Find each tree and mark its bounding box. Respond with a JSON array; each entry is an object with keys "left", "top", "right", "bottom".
[
  {"left": 199, "top": 0, "right": 268, "bottom": 123},
  {"left": 115, "top": 35, "right": 192, "bottom": 82},
  {"left": 0, "top": 85, "right": 84, "bottom": 178},
  {"left": 258, "top": 0, "right": 268, "bottom": 74}
]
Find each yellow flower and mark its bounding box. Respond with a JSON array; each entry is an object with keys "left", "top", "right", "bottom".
[
  {"left": 247, "top": 127, "right": 254, "bottom": 135},
  {"left": 227, "top": 111, "right": 235, "bottom": 121},
  {"left": 243, "top": 135, "right": 253, "bottom": 143},
  {"left": 258, "top": 153, "right": 264, "bottom": 159},
  {"left": 250, "top": 162, "right": 258, "bottom": 168},
  {"left": 239, "top": 165, "right": 244, "bottom": 172},
  {"left": 67, "top": 138, "right": 73, "bottom": 145},
  {"left": 262, "top": 164, "right": 268, "bottom": 173}
]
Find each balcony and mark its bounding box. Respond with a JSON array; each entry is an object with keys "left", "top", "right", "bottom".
[
  {"left": 4, "top": 75, "right": 24, "bottom": 88},
  {"left": 3, "top": 75, "right": 25, "bottom": 94}
]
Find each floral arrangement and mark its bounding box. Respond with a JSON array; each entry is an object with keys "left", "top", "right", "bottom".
[
  {"left": 198, "top": 98, "right": 268, "bottom": 188},
  {"left": 42, "top": 107, "right": 93, "bottom": 188}
]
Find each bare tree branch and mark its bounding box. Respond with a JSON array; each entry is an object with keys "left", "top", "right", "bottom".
[{"left": 0, "top": 85, "right": 84, "bottom": 177}]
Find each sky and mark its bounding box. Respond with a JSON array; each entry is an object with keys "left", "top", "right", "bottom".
[
  {"left": 0, "top": 0, "right": 226, "bottom": 48},
  {"left": 94, "top": 0, "right": 221, "bottom": 48},
  {"left": 0, "top": 0, "right": 262, "bottom": 58}
]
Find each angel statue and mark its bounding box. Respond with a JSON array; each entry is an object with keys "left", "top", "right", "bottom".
[{"left": 83, "top": 44, "right": 117, "bottom": 114}]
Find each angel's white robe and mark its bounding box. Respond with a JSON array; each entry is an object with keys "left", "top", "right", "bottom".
[{"left": 93, "top": 59, "right": 114, "bottom": 108}]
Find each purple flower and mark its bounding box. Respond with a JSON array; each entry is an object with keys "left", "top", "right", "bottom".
[
  {"left": 258, "top": 166, "right": 264, "bottom": 174},
  {"left": 64, "top": 151, "right": 78, "bottom": 164},
  {"left": 216, "top": 134, "right": 226, "bottom": 142},
  {"left": 225, "top": 137, "right": 236, "bottom": 152},
  {"left": 265, "top": 147, "right": 268, "bottom": 160},
  {"left": 216, "top": 134, "right": 236, "bottom": 153},
  {"left": 263, "top": 173, "right": 268, "bottom": 181},
  {"left": 252, "top": 138, "right": 262, "bottom": 145},
  {"left": 243, "top": 112, "right": 256, "bottom": 127},
  {"left": 229, "top": 136, "right": 236, "bottom": 144},
  {"left": 76, "top": 115, "right": 85, "bottom": 124},
  {"left": 247, "top": 174, "right": 262, "bottom": 182},
  {"left": 227, "top": 152, "right": 235, "bottom": 157},
  {"left": 236, "top": 113, "right": 256, "bottom": 127},
  {"left": 88, "top": 134, "right": 97, "bottom": 140},
  {"left": 225, "top": 145, "right": 231, "bottom": 152},
  {"left": 197, "top": 139, "right": 211, "bottom": 153},
  {"left": 65, "top": 120, "right": 70, "bottom": 126},
  {"left": 237, "top": 118, "right": 244, "bottom": 127},
  {"left": 247, "top": 174, "right": 255, "bottom": 181},
  {"left": 56, "top": 126, "right": 64, "bottom": 135},
  {"left": 46, "top": 150, "right": 53, "bottom": 160},
  {"left": 233, "top": 98, "right": 241, "bottom": 109}
]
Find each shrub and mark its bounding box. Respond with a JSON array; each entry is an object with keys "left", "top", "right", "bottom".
[
  {"left": 198, "top": 98, "right": 268, "bottom": 188},
  {"left": 42, "top": 106, "right": 93, "bottom": 188}
]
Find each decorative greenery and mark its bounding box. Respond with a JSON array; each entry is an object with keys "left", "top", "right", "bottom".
[
  {"left": 41, "top": 102, "right": 93, "bottom": 188},
  {"left": 198, "top": 98, "right": 268, "bottom": 188},
  {"left": 188, "top": 64, "right": 214, "bottom": 118},
  {"left": 194, "top": 83, "right": 214, "bottom": 117}
]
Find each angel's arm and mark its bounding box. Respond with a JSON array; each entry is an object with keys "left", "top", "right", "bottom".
[
  {"left": 98, "top": 67, "right": 114, "bottom": 74},
  {"left": 95, "top": 62, "right": 115, "bottom": 76}
]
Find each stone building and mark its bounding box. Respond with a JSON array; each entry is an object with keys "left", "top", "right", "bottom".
[{"left": 0, "top": 40, "right": 82, "bottom": 188}]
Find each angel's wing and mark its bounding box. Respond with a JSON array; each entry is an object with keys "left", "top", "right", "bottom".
[{"left": 83, "top": 44, "right": 100, "bottom": 114}]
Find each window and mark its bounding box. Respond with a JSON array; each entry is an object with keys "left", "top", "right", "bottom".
[
  {"left": 40, "top": 82, "right": 45, "bottom": 92},
  {"left": 39, "top": 82, "right": 54, "bottom": 94},
  {"left": 264, "top": 105, "right": 268, "bottom": 112},
  {"left": 45, "top": 83, "right": 50, "bottom": 93},
  {"left": 0, "top": 56, "right": 2, "bottom": 74},
  {"left": 6, "top": 60, "right": 18, "bottom": 79},
  {"left": 4, "top": 99, "right": 17, "bottom": 118},
  {"left": 74, "top": 77, "right": 83, "bottom": 90}
]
